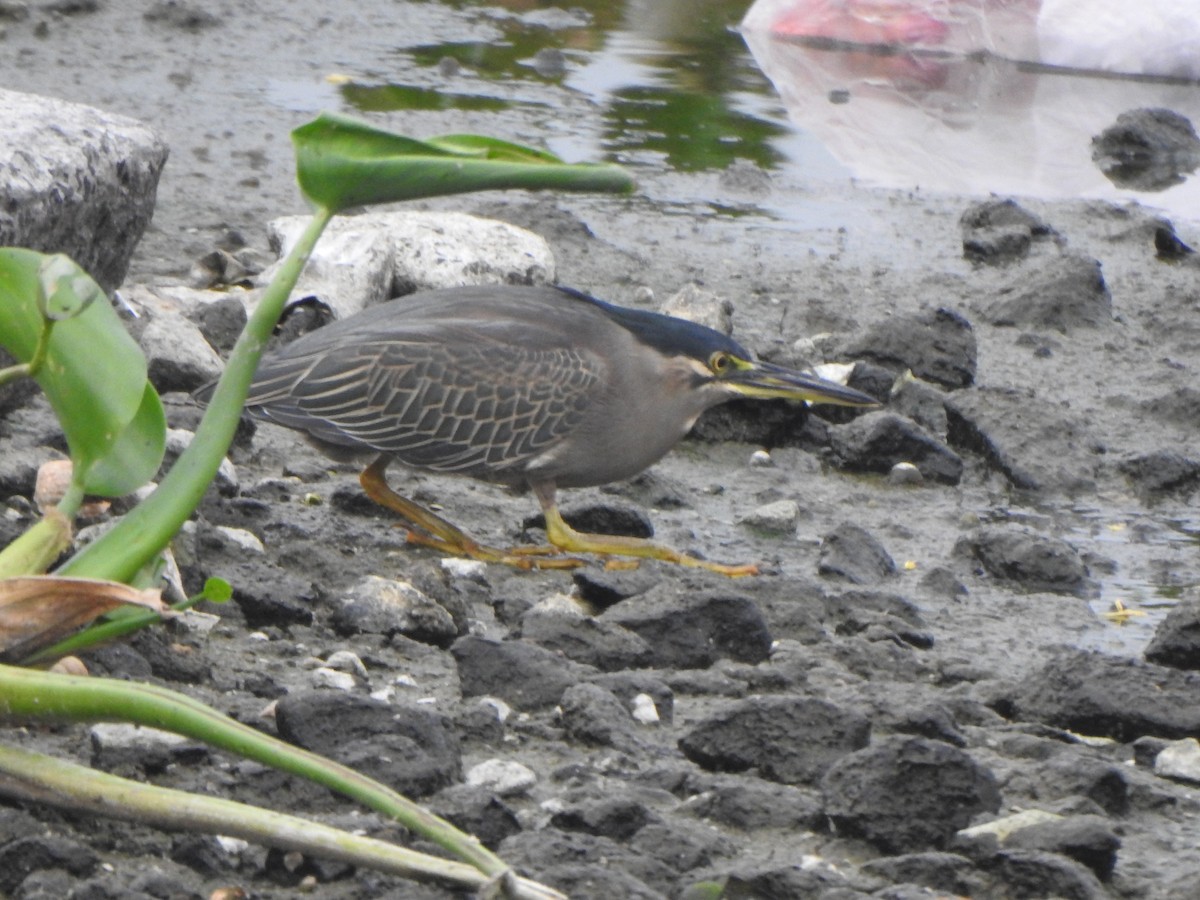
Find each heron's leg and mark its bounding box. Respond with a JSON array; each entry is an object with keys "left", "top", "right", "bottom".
[
  {"left": 532, "top": 483, "right": 759, "bottom": 578},
  {"left": 359, "top": 456, "right": 585, "bottom": 570}
]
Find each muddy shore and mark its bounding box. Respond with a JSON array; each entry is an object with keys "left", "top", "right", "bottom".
[{"left": 3, "top": 3, "right": 1200, "bottom": 899}]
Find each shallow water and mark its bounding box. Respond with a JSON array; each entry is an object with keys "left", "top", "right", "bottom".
[
  {"left": 337, "top": 0, "right": 1200, "bottom": 227},
  {"left": 1076, "top": 509, "right": 1200, "bottom": 653}
]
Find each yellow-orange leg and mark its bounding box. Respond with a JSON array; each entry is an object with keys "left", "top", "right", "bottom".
[
  {"left": 532, "top": 483, "right": 759, "bottom": 578},
  {"left": 359, "top": 456, "right": 585, "bottom": 570}
]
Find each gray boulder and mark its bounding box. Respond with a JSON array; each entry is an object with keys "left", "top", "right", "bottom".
[{"left": 0, "top": 89, "right": 167, "bottom": 292}]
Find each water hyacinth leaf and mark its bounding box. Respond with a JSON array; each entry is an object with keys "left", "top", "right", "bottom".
[
  {"left": 37, "top": 254, "right": 103, "bottom": 321},
  {"left": 0, "top": 249, "right": 165, "bottom": 497},
  {"left": 292, "top": 112, "right": 635, "bottom": 212},
  {"left": 202, "top": 577, "right": 233, "bottom": 603},
  {"left": 81, "top": 383, "right": 167, "bottom": 498},
  {"left": 0, "top": 576, "right": 166, "bottom": 663},
  {"left": 422, "top": 133, "right": 564, "bottom": 162}
]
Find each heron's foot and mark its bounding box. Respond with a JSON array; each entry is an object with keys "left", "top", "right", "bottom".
[
  {"left": 361, "top": 459, "right": 756, "bottom": 575},
  {"left": 362, "top": 460, "right": 588, "bottom": 569},
  {"left": 541, "top": 506, "right": 760, "bottom": 578},
  {"left": 456, "top": 536, "right": 587, "bottom": 571},
  {"left": 508, "top": 544, "right": 573, "bottom": 558},
  {"left": 393, "top": 521, "right": 587, "bottom": 571}
]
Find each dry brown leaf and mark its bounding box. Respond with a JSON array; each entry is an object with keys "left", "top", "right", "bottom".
[{"left": 0, "top": 576, "right": 167, "bottom": 663}]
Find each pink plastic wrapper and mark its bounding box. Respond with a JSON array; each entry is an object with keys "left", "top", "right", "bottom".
[
  {"left": 741, "top": 0, "right": 1200, "bottom": 79},
  {"left": 739, "top": 0, "right": 1200, "bottom": 216}
]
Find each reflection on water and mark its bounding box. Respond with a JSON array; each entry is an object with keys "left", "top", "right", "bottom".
[
  {"left": 972, "top": 501, "right": 1199, "bottom": 655},
  {"left": 334, "top": 0, "right": 1200, "bottom": 224},
  {"left": 342, "top": 0, "right": 784, "bottom": 173},
  {"left": 741, "top": 0, "right": 1200, "bottom": 221},
  {"left": 1072, "top": 511, "right": 1200, "bottom": 655},
  {"left": 565, "top": 1, "right": 786, "bottom": 171}
]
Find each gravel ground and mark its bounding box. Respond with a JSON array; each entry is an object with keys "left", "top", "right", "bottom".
[{"left": 3, "top": 3, "right": 1200, "bottom": 899}]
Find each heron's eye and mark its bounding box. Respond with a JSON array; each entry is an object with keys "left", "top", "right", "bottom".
[{"left": 709, "top": 352, "right": 732, "bottom": 375}]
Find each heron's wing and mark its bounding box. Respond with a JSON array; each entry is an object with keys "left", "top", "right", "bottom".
[{"left": 245, "top": 336, "right": 603, "bottom": 476}]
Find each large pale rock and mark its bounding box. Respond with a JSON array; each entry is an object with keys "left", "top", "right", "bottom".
[
  {"left": 120, "top": 285, "right": 225, "bottom": 393},
  {"left": 264, "top": 210, "right": 556, "bottom": 319},
  {"left": 0, "top": 89, "right": 168, "bottom": 292}
]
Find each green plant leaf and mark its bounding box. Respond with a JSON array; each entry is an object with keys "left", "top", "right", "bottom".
[
  {"left": 80, "top": 382, "right": 166, "bottom": 497},
  {"left": 37, "top": 254, "right": 103, "bottom": 321},
  {"left": 292, "top": 112, "right": 635, "bottom": 211},
  {"left": 422, "top": 133, "right": 564, "bottom": 162},
  {"left": 0, "top": 249, "right": 165, "bottom": 497},
  {"left": 680, "top": 882, "right": 726, "bottom": 900},
  {"left": 202, "top": 577, "right": 233, "bottom": 603},
  {"left": 57, "top": 207, "right": 336, "bottom": 583}
]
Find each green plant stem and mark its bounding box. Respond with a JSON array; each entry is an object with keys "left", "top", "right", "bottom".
[
  {"left": 26, "top": 317, "right": 55, "bottom": 377},
  {"left": 0, "top": 743, "right": 565, "bottom": 899},
  {"left": 0, "top": 317, "right": 54, "bottom": 387},
  {"left": 0, "top": 510, "right": 73, "bottom": 579},
  {"left": 55, "top": 481, "right": 84, "bottom": 521},
  {"left": 0, "top": 361, "right": 30, "bottom": 387},
  {"left": 0, "top": 742, "right": 479, "bottom": 884},
  {"left": 0, "top": 662, "right": 507, "bottom": 878},
  {"left": 56, "top": 206, "right": 335, "bottom": 583}
]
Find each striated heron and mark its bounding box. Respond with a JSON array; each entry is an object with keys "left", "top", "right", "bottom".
[{"left": 239, "top": 284, "right": 877, "bottom": 575}]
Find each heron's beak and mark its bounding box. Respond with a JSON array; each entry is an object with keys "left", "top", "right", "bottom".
[{"left": 726, "top": 360, "right": 879, "bottom": 407}]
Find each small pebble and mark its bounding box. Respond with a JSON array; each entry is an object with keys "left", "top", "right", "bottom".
[
  {"left": 214, "top": 525, "right": 265, "bottom": 555},
  {"left": 531, "top": 592, "right": 587, "bottom": 617},
  {"left": 888, "top": 461, "right": 925, "bottom": 486},
  {"left": 479, "top": 696, "right": 512, "bottom": 723},
  {"left": 323, "top": 650, "right": 367, "bottom": 677},
  {"left": 749, "top": 449, "right": 773, "bottom": 468},
  {"left": 214, "top": 836, "right": 250, "bottom": 855},
  {"left": 6, "top": 496, "right": 35, "bottom": 517},
  {"left": 958, "top": 809, "right": 1062, "bottom": 841},
  {"left": 739, "top": 499, "right": 800, "bottom": 534},
  {"left": 812, "top": 361, "right": 856, "bottom": 386},
  {"left": 530, "top": 47, "right": 566, "bottom": 78},
  {"left": 440, "top": 557, "right": 489, "bottom": 583},
  {"left": 34, "top": 458, "right": 74, "bottom": 511},
  {"left": 310, "top": 667, "right": 356, "bottom": 691},
  {"left": 50, "top": 656, "right": 88, "bottom": 676},
  {"left": 660, "top": 283, "right": 734, "bottom": 333},
  {"left": 466, "top": 758, "right": 538, "bottom": 796},
  {"left": 1154, "top": 737, "right": 1200, "bottom": 784},
  {"left": 90, "top": 722, "right": 190, "bottom": 752},
  {"left": 631, "top": 693, "right": 660, "bottom": 725},
  {"left": 175, "top": 610, "right": 221, "bottom": 636}
]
